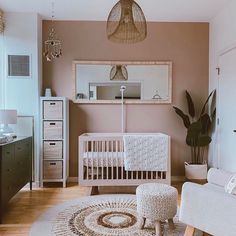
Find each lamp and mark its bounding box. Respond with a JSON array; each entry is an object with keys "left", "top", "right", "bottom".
[
  {"left": 107, "top": 0, "right": 147, "bottom": 44},
  {"left": 110, "top": 65, "right": 128, "bottom": 81},
  {"left": 0, "top": 9, "right": 4, "bottom": 34},
  {"left": 0, "top": 110, "right": 17, "bottom": 136}
]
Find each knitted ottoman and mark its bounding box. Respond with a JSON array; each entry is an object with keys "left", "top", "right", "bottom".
[{"left": 136, "top": 183, "right": 178, "bottom": 236}]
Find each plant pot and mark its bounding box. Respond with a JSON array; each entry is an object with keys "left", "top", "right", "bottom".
[{"left": 185, "top": 162, "right": 208, "bottom": 183}]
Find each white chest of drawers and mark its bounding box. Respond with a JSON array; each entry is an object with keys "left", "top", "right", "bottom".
[{"left": 40, "top": 97, "right": 69, "bottom": 187}]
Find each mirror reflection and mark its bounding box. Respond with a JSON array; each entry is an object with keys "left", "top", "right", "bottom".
[{"left": 74, "top": 61, "right": 172, "bottom": 103}]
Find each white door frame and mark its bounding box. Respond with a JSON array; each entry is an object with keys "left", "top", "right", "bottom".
[{"left": 216, "top": 42, "right": 236, "bottom": 169}]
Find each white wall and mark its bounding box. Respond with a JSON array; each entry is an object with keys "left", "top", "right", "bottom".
[
  {"left": 0, "top": 12, "right": 42, "bottom": 184},
  {"left": 0, "top": 34, "right": 4, "bottom": 109},
  {"left": 209, "top": 0, "right": 236, "bottom": 169}
]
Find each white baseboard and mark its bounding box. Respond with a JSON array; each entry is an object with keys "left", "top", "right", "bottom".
[
  {"left": 68, "top": 177, "right": 78, "bottom": 183},
  {"left": 171, "top": 176, "right": 186, "bottom": 182},
  {"left": 67, "top": 176, "right": 185, "bottom": 183}
]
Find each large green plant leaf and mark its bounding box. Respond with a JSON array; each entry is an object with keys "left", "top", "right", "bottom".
[
  {"left": 186, "top": 121, "right": 202, "bottom": 146},
  {"left": 185, "top": 90, "right": 195, "bottom": 118},
  {"left": 187, "top": 121, "right": 202, "bottom": 136},
  {"left": 197, "top": 135, "right": 212, "bottom": 146},
  {"left": 200, "top": 90, "right": 216, "bottom": 116},
  {"left": 173, "top": 106, "right": 190, "bottom": 128},
  {"left": 199, "top": 113, "right": 212, "bottom": 134}
]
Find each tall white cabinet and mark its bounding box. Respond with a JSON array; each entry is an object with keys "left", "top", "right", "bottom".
[{"left": 40, "top": 97, "right": 69, "bottom": 187}]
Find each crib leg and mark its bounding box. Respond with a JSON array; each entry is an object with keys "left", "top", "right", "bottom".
[
  {"left": 91, "top": 186, "right": 99, "bottom": 196},
  {"left": 87, "top": 186, "right": 99, "bottom": 196}
]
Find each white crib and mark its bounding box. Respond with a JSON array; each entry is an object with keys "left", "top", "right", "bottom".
[{"left": 78, "top": 133, "right": 171, "bottom": 186}]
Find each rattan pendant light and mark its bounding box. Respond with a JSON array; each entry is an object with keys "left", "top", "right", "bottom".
[
  {"left": 0, "top": 10, "right": 4, "bottom": 33},
  {"left": 107, "top": 0, "right": 147, "bottom": 43}
]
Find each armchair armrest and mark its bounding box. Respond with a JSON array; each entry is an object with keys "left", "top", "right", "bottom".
[
  {"left": 207, "top": 168, "right": 232, "bottom": 187},
  {"left": 180, "top": 182, "right": 236, "bottom": 236}
]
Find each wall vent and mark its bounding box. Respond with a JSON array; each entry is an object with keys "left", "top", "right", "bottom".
[{"left": 8, "top": 55, "right": 30, "bottom": 77}]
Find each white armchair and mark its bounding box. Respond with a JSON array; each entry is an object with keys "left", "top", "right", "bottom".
[{"left": 180, "top": 168, "right": 236, "bottom": 236}]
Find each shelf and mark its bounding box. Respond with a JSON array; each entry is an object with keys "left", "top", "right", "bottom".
[
  {"left": 43, "top": 139, "right": 64, "bottom": 141},
  {"left": 43, "top": 159, "right": 64, "bottom": 161},
  {"left": 40, "top": 97, "right": 68, "bottom": 188},
  {"left": 42, "top": 119, "right": 64, "bottom": 121}
]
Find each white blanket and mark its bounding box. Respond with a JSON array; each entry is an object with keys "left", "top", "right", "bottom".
[{"left": 123, "top": 134, "right": 169, "bottom": 171}]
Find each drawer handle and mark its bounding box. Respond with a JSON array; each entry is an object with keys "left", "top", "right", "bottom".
[
  {"left": 49, "top": 163, "right": 56, "bottom": 166},
  {"left": 17, "top": 147, "right": 22, "bottom": 150},
  {"left": 50, "top": 102, "right": 56, "bottom": 105},
  {"left": 6, "top": 151, "right": 11, "bottom": 154},
  {"left": 50, "top": 123, "right": 56, "bottom": 125},
  {"left": 49, "top": 143, "right": 56, "bottom": 146}
]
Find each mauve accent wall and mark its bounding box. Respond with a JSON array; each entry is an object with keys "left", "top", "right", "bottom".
[{"left": 42, "top": 21, "right": 209, "bottom": 178}]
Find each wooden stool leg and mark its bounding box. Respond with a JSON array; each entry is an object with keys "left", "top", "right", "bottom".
[
  {"left": 141, "top": 217, "right": 146, "bottom": 229},
  {"left": 155, "top": 221, "right": 162, "bottom": 236},
  {"left": 168, "top": 218, "right": 175, "bottom": 230},
  {"left": 184, "top": 225, "right": 195, "bottom": 236}
]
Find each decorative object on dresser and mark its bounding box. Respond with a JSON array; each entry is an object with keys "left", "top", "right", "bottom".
[
  {"left": 0, "top": 109, "right": 17, "bottom": 136},
  {"left": 45, "top": 88, "right": 52, "bottom": 97},
  {"left": 79, "top": 133, "right": 171, "bottom": 187},
  {"left": 40, "top": 97, "right": 69, "bottom": 187},
  {"left": 173, "top": 90, "right": 216, "bottom": 182},
  {"left": 0, "top": 137, "right": 32, "bottom": 223},
  {"left": 107, "top": 0, "right": 147, "bottom": 44}
]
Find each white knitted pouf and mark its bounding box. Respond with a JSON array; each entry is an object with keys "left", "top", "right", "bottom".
[{"left": 136, "top": 183, "right": 178, "bottom": 236}]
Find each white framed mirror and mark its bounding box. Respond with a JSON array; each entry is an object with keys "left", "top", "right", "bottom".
[{"left": 72, "top": 60, "right": 172, "bottom": 104}]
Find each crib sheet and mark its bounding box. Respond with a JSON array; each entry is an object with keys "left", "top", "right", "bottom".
[{"left": 83, "top": 152, "right": 124, "bottom": 167}]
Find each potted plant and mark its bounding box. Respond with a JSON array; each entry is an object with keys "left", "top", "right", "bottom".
[{"left": 173, "top": 90, "right": 216, "bottom": 182}]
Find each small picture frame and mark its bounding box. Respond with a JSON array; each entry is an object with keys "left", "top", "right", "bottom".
[{"left": 7, "top": 54, "right": 31, "bottom": 79}]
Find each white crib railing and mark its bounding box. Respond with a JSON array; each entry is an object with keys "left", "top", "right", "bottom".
[{"left": 79, "top": 133, "right": 171, "bottom": 186}]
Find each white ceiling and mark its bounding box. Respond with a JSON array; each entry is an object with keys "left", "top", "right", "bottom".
[{"left": 0, "top": 0, "right": 231, "bottom": 22}]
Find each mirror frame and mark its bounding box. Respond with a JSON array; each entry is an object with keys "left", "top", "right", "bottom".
[{"left": 72, "top": 60, "right": 172, "bottom": 104}]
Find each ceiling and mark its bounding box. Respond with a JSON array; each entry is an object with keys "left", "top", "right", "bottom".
[{"left": 0, "top": 0, "right": 231, "bottom": 22}]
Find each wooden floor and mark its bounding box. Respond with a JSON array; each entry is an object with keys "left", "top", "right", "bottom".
[{"left": 0, "top": 182, "right": 183, "bottom": 236}]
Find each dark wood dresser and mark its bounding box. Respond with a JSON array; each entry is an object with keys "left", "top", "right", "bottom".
[{"left": 0, "top": 137, "right": 32, "bottom": 223}]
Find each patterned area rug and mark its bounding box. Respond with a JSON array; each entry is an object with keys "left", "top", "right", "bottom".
[{"left": 30, "top": 194, "right": 202, "bottom": 236}]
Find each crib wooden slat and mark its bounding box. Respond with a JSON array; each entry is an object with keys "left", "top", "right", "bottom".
[
  {"left": 100, "top": 141, "right": 104, "bottom": 179},
  {"left": 111, "top": 141, "right": 114, "bottom": 180},
  {"left": 86, "top": 141, "right": 89, "bottom": 180},
  {"left": 96, "top": 141, "right": 99, "bottom": 179},
  {"left": 106, "top": 141, "right": 109, "bottom": 180},
  {"left": 121, "top": 140, "right": 124, "bottom": 180},
  {"left": 91, "top": 141, "right": 94, "bottom": 181}
]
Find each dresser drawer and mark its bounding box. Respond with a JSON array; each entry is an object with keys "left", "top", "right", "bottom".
[
  {"left": 43, "top": 161, "right": 63, "bottom": 179},
  {"left": 43, "top": 141, "right": 63, "bottom": 159},
  {"left": 15, "top": 140, "right": 30, "bottom": 159},
  {"left": 1, "top": 145, "right": 14, "bottom": 167},
  {"left": 43, "top": 101, "right": 63, "bottom": 119},
  {"left": 43, "top": 121, "right": 63, "bottom": 140}
]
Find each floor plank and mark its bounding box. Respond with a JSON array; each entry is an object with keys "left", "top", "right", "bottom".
[
  {"left": 0, "top": 182, "right": 183, "bottom": 235},
  {"left": 0, "top": 183, "right": 89, "bottom": 235}
]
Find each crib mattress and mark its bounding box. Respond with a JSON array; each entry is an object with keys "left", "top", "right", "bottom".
[{"left": 83, "top": 152, "right": 124, "bottom": 167}]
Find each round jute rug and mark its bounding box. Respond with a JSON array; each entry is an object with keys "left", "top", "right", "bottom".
[{"left": 30, "top": 194, "right": 202, "bottom": 236}]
